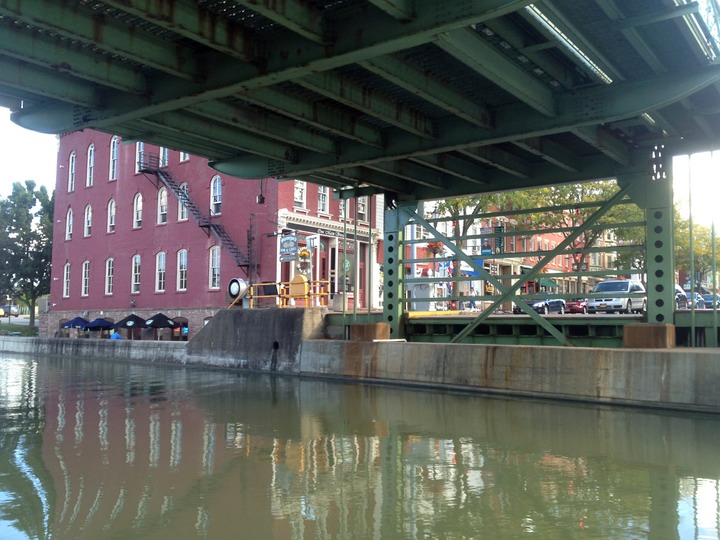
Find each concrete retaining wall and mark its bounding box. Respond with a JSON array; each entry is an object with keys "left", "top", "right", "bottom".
[
  {"left": 295, "top": 341, "right": 720, "bottom": 413},
  {"left": 3, "top": 320, "right": 720, "bottom": 413}
]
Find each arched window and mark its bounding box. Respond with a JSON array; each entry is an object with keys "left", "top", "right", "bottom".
[
  {"left": 83, "top": 204, "right": 92, "bottom": 237},
  {"left": 107, "top": 199, "right": 116, "bottom": 233},
  {"left": 133, "top": 193, "right": 143, "bottom": 228},
  {"left": 157, "top": 187, "right": 168, "bottom": 224},
  {"left": 210, "top": 175, "right": 222, "bottom": 215},
  {"left": 178, "top": 182, "right": 189, "bottom": 221},
  {"left": 68, "top": 151, "right": 76, "bottom": 192},
  {"left": 63, "top": 263, "right": 71, "bottom": 298},
  {"left": 81, "top": 260, "right": 90, "bottom": 297},
  {"left": 65, "top": 208, "right": 73, "bottom": 240},
  {"left": 209, "top": 245, "right": 220, "bottom": 289},
  {"left": 109, "top": 136, "right": 119, "bottom": 181},
  {"left": 131, "top": 254, "right": 141, "bottom": 293},
  {"left": 105, "top": 258, "right": 114, "bottom": 295},
  {"left": 156, "top": 251, "right": 166, "bottom": 292},
  {"left": 86, "top": 144, "right": 94, "bottom": 187},
  {"left": 176, "top": 249, "right": 188, "bottom": 291}
]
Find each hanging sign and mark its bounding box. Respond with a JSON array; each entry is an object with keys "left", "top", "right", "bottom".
[{"left": 279, "top": 233, "right": 298, "bottom": 262}]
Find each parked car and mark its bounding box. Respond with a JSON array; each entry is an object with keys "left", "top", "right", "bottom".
[
  {"left": 701, "top": 293, "right": 720, "bottom": 308},
  {"left": 587, "top": 279, "right": 646, "bottom": 314},
  {"left": 1, "top": 305, "right": 19, "bottom": 316},
  {"left": 513, "top": 295, "right": 566, "bottom": 315},
  {"left": 675, "top": 285, "right": 688, "bottom": 309},
  {"left": 687, "top": 292, "right": 706, "bottom": 309},
  {"left": 566, "top": 298, "right": 588, "bottom": 314}
]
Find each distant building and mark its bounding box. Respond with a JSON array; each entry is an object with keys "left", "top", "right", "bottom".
[{"left": 47, "top": 131, "right": 382, "bottom": 338}]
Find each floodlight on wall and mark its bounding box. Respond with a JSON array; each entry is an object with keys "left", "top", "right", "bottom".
[
  {"left": 130, "top": 298, "right": 136, "bottom": 308},
  {"left": 257, "top": 178, "right": 265, "bottom": 204}
]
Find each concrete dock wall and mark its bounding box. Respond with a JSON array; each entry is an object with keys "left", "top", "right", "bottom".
[
  {"left": 296, "top": 340, "right": 720, "bottom": 412},
  {"left": 2, "top": 327, "right": 720, "bottom": 413}
]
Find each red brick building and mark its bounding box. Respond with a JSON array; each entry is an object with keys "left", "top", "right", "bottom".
[{"left": 48, "top": 130, "right": 382, "bottom": 338}]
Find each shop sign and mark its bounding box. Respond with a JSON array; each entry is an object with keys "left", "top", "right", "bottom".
[{"left": 279, "top": 234, "right": 297, "bottom": 262}]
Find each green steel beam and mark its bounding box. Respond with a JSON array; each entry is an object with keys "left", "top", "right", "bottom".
[
  {"left": 450, "top": 185, "right": 632, "bottom": 344},
  {"left": 383, "top": 203, "right": 416, "bottom": 337},
  {"left": 11, "top": 0, "right": 532, "bottom": 133},
  {"left": 0, "top": 0, "right": 199, "bottom": 80},
  {"left": 368, "top": 0, "right": 414, "bottom": 21},
  {"left": 237, "top": 88, "right": 384, "bottom": 147},
  {"left": 211, "top": 65, "right": 720, "bottom": 182},
  {"left": 102, "top": 0, "right": 259, "bottom": 61},
  {"left": 298, "top": 72, "right": 437, "bottom": 138},
  {"left": 0, "top": 58, "right": 102, "bottom": 107},
  {"left": 140, "top": 112, "right": 298, "bottom": 162},
  {"left": 364, "top": 161, "right": 450, "bottom": 189},
  {"left": 403, "top": 205, "right": 569, "bottom": 345},
  {"left": 359, "top": 56, "right": 493, "bottom": 128},
  {"left": 409, "top": 154, "right": 491, "bottom": 185},
  {"left": 613, "top": 2, "right": 699, "bottom": 30},
  {"left": 233, "top": 0, "right": 326, "bottom": 44},
  {"left": 190, "top": 101, "right": 338, "bottom": 155},
  {"left": 512, "top": 137, "right": 581, "bottom": 172},
  {"left": 436, "top": 28, "right": 557, "bottom": 117},
  {"left": 571, "top": 126, "right": 632, "bottom": 166},
  {"left": 0, "top": 23, "right": 147, "bottom": 94},
  {"left": 459, "top": 146, "right": 532, "bottom": 178}
]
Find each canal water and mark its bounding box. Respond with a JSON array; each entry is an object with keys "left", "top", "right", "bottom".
[{"left": 1, "top": 354, "right": 719, "bottom": 540}]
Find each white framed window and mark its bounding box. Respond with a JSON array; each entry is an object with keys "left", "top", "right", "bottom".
[
  {"left": 157, "top": 187, "right": 168, "bottom": 224},
  {"left": 294, "top": 180, "right": 306, "bottom": 208},
  {"left": 109, "top": 136, "right": 119, "bottom": 181},
  {"left": 179, "top": 150, "right": 189, "bottom": 162},
  {"left": 83, "top": 204, "right": 92, "bottom": 237},
  {"left": 178, "top": 183, "right": 189, "bottom": 221},
  {"left": 159, "top": 146, "right": 169, "bottom": 167},
  {"left": 105, "top": 258, "right": 114, "bottom": 295},
  {"left": 65, "top": 208, "right": 73, "bottom": 241},
  {"left": 357, "top": 196, "right": 367, "bottom": 221},
  {"left": 107, "top": 199, "right": 116, "bottom": 233},
  {"left": 133, "top": 193, "right": 143, "bottom": 228},
  {"left": 135, "top": 142, "right": 145, "bottom": 173},
  {"left": 68, "top": 151, "right": 76, "bottom": 192},
  {"left": 210, "top": 175, "right": 222, "bottom": 215},
  {"left": 63, "top": 263, "right": 71, "bottom": 298},
  {"left": 209, "top": 246, "right": 220, "bottom": 289},
  {"left": 81, "top": 260, "right": 90, "bottom": 297},
  {"left": 155, "top": 251, "right": 166, "bottom": 292},
  {"left": 131, "top": 254, "right": 141, "bottom": 294},
  {"left": 339, "top": 199, "right": 346, "bottom": 219},
  {"left": 177, "top": 249, "right": 188, "bottom": 291},
  {"left": 318, "top": 186, "right": 329, "bottom": 214},
  {"left": 86, "top": 144, "right": 94, "bottom": 187}
]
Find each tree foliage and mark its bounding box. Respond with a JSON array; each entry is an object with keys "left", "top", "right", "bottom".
[{"left": 0, "top": 181, "right": 54, "bottom": 327}]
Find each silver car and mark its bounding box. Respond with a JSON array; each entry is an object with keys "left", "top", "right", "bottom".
[{"left": 587, "top": 279, "right": 647, "bottom": 314}]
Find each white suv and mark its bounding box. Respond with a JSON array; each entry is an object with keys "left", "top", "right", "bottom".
[{"left": 587, "top": 279, "right": 647, "bottom": 314}]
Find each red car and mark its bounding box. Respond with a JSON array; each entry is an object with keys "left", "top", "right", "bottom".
[{"left": 566, "top": 298, "right": 588, "bottom": 314}]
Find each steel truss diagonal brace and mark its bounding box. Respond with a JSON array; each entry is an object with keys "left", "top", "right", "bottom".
[{"left": 404, "top": 184, "right": 632, "bottom": 345}]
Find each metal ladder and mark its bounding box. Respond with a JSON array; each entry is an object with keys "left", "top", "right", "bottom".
[{"left": 138, "top": 153, "right": 250, "bottom": 276}]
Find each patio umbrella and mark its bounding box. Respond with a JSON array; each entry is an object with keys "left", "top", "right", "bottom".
[
  {"left": 113, "top": 314, "right": 146, "bottom": 329},
  {"left": 82, "top": 318, "right": 114, "bottom": 331},
  {"left": 113, "top": 314, "right": 147, "bottom": 340},
  {"left": 145, "top": 313, "right": 178, "bottom": 328},
  {"left": 61, "top": 316, "right": 89, "bottom": 329}
]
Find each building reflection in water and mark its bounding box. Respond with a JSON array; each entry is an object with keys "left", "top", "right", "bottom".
[{"left": 1, "top": 355, "right": 720, "bottom": 539}]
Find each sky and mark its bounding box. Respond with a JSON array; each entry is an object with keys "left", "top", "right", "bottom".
[{"left": 0, "top": 110, "right": 58, "bottom": 198}]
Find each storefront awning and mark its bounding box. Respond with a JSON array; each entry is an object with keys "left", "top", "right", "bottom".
[{"left": 539, "top": 278, "right": 559, "bottom": 288}]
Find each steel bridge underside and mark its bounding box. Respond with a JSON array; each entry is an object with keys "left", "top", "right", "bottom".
[{"left": 2, "top": 0, "right": 720, "bottom": 341}]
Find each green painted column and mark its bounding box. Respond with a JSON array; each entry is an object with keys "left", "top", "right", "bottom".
[
  {"left": 382, "top": 202, "right": 413, "bottom": 337},
  {"left": 623, "top": 145, "right": 676, "bottom": 325}
]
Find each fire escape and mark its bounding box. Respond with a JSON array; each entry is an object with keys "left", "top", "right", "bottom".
[{"left": 138, "top": 154, "right": 250, "bottom": 277}]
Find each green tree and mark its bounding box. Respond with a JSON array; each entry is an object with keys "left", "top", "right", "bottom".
[{"left": 0, "top": 181, "right": 54, "bottom": 327}]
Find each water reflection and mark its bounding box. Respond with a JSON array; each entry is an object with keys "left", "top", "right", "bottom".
[{"left": 1, "top": 354, "right": 719, "bottom": 539}]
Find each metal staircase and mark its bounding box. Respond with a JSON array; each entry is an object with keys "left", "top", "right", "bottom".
[{"left": 138, "top": 153, "right": 250, "bottom": 276}]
